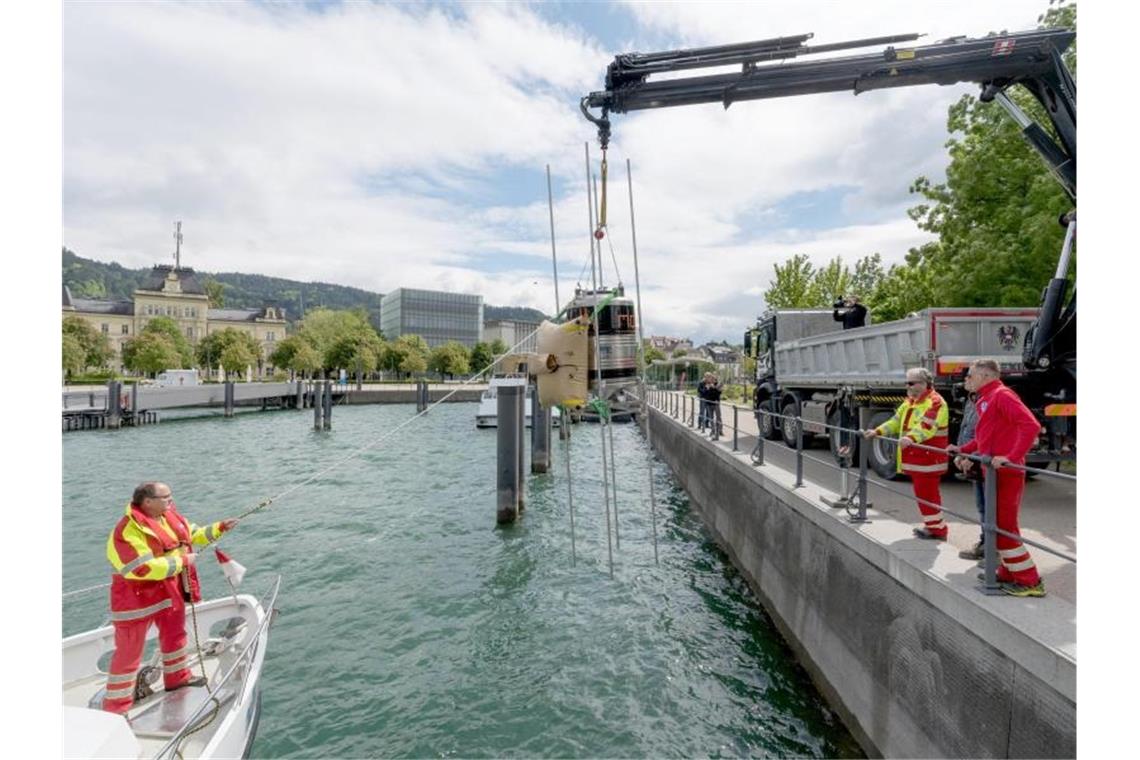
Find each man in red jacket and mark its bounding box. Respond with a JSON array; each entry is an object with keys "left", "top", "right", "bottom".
[{"left": 948, "top": 360, "right": 1045, "bottom": 597}]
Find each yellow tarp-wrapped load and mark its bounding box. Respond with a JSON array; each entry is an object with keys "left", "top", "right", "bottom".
[{"left": 534, "top": 316, "right": 590, "bottom": 409}]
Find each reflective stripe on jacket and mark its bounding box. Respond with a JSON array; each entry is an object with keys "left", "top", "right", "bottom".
[
  {"left": 106, "top": 503, "right": 224, "bottom": 620},
  {"left": 875, "top": 388, "right": 950, "bottom": 474}
]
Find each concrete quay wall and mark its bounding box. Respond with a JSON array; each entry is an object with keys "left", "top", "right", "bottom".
[
  {"left": 646, "top": 408, "right": 1075, "bottom": 758},
  {"left": 339, "top": 387, "right": 483, "bottom": 404}
]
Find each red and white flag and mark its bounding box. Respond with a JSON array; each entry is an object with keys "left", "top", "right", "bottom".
[{"left": 214, "top": 549, "right": 247, "bottom": 587}]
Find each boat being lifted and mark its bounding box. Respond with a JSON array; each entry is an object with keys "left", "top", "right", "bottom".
[
  {"left": 63, "top": 575, "right": 280, "bottom": 760},
  {"left": 564, "top": 285, "right": 640, "bottom": 417}
]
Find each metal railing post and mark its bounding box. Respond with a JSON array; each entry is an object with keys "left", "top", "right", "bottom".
[
  {"left": 855, "top": 433, "right": 869, "bottom": 522},
  {"left": 732, "top": 405, "right": 739, "bottom": 451},
  {"left": 794, "top": 413, "right": 804, "bottom": 487},
  {"left": 752, "top": 411, "right": 765, "bottom": 466},
  {"left": 981, "top": 458, "right": 1001, "bottom": 594}
]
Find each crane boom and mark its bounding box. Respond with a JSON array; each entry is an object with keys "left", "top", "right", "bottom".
[{"left": 582, "top": 28, "right": 1075, "bottom": 199}]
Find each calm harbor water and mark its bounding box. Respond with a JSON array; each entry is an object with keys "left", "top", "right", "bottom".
[{"left": 63, "top": 402, "right": 862, "bottom": 758}]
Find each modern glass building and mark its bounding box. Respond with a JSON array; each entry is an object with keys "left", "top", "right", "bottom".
[{"left": 379, "top": 288, "right": 484, "bottom": 348}]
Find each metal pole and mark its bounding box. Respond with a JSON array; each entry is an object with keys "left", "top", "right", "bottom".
[
  {"left": 531, "top": 384, "right": 551, "bottom": 474},
  {"left": 608, "top": 420, "right": 620, "bottom": 548},
  {"left": 497, "top": 385, "right": 523, "bottom": 524},
  {"left": 106, "top": 380, "right": 121, "bottom": 429},
  {"left": 547, "top": 164, "right": 561, "bottom": 315},
  {"left": 585, "top": 142, "right": 598, "bottom": 293},
  {"left": 794, "top": 413, "right": 804, "bottom": 488},
  {"left": 627, "top": 158, "right": 658, "bottom": 565},
  {"left": 564, "top": 423, "right": 576, "bottom": 565},
  {"left": 732, "top": 405, "right": 739, "bottom": 451},
  {"left": 224, "top": 381, "right": 234, "bottom": 419},
  {"left": 313, "top": 381, "right": 321, "bottom": 430},
  {"left": 753, "top": 411, "right": 765, "bottom": 466},
  {"left": 856, "top": 432, "right": 869, "bottom": 522},
  {"left": 296, "top": 380, "right": 303, "bottom": 410},
  {"left": 517, "top": 385, "right": 526, "bottom": 510},
  {"left": 323, "top": 379, "right": 332, "bottom": 430},
  {"left": 558, "top": 404, "right": 569, "bottom": 440},
  {"left": 981, "top": 459, "right": 1000, "bottom": 593}
]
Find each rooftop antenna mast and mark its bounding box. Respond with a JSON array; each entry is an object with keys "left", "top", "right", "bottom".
[{"left": 173, "top": 221, "right": 183, "bottom": 270}]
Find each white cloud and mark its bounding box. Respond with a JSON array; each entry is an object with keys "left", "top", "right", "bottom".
[{"left": 64, "top": 0, "right": 1051, "bottom": 343}]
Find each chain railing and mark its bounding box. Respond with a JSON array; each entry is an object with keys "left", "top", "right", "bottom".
[{"left": 641, "top": 389, "right": 1075, "bottom": 596}]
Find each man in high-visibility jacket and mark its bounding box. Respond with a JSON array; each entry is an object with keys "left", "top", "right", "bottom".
[
  {"left": 864, "top": 368, "right": 950, "bottom": 539},
  {"left": 102, "top": 481, "right": 236, "bottom": 714},
  {"left": 949, "top": 359, "right": 1045, "bottom": 597}
]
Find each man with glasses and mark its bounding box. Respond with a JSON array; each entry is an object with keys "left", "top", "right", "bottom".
[
  {"left": 948, "top": 360, "right": 1045, "bottom": 597},
  {"left": 102, "top": 481, "right": 237, "bottom": 714},
  {"left": 864, "top": 367, "right": 950, "bottom": 539}
]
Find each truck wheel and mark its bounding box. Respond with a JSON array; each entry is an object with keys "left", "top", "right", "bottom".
[
  {"left": 867, "top": 410, "right": 900, "bottom": 480},
  {"left": 781, "top": 398, "right": 801, "bottom": 448},
  {"left": 757, "top": 402, "right": 779, "bottom": 440}
]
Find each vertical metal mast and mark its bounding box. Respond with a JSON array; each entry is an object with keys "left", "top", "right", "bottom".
[
  {"left": 627, "top": 158, "right": 659, "bottom": 565},
  {"left": 585, "top": 142, "right": 614, "bottom": 578},
  {"left": 173, "top": 221, "right": 183, "bottom": 269},
  {"left": 546, "top": 164, "right": 561, "bottom": 315}
]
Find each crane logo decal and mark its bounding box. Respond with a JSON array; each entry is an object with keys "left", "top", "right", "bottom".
[{"left": 997, "top": 325, "right": 1021, "bottom": 351}]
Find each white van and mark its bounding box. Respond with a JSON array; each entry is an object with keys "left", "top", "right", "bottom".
[{"left": 156, "top": 369, "right": 200, "bottom": 387}]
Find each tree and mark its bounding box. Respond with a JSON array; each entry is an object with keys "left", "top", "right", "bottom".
[
  {"left": 220, "top": 342, "right": 256, "bottom": 377},
  {"left": 428, "top": 341, "right": 471, "bottom": 380},
  {"left": 291, "top": 343, "right": 322, "bottom": 378},
  {"left": 140, "top": 316, "right": 194, "bottom": 367},
  {"left": 488, "top": 338, "right": 508, "bottom": 356},
  {"left": 196, "top": 328, "right": 262, "bottom": 373},
  {"left": 469, "top": 342, "right": 494, "bottom": 375},
  {"left": 394, "top": 334, "right": 429, "bottom": 377},
  {"left": 672, "top": 348, "right": 687, "bottom": 358},
  {"left": 122, "top": 332, "right": 181, "bottom": 376},
  {"left": 807, "top": 256, "right": 853, "bottom": 307},
  {"left": 204, "top": 279, "right": 226, "bottom": 308},
  {"left": 62, "top": 315, "right": 113, "bottom": 370},
  {"left": 902, "top": 2, "right": 1075, "bottom": 310},
  {"left": 294, "top": 308, "right": 383, "bottom": 373},
  {"left": 62, "top": 334, "right": 85, "bottom": 377},
  {"left": 763, "top": 254, "right": 816, "bottom": 308}
]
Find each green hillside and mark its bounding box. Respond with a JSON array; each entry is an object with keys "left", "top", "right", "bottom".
[{"left": 62, "top": 248, "right": 547, "bottom": 330}]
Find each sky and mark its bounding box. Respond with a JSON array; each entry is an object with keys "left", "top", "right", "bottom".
[{"left": 59, "top": 0, "right": 1058, "bottom": 344}]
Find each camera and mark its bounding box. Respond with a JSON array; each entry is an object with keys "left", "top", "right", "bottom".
[{"left": 832, "top": 297, "right": 846, "bottom": 308}]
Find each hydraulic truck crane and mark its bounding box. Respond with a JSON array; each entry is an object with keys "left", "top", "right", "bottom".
[{"left": 580, "top": 27, "right": 1076, "bottom": 470}]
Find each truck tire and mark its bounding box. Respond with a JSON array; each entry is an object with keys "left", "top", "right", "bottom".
[
  {"left": 867, "top": 410, "right": 900, "bottom": 480},
  {"left": 781, "top": 398, "right": 801, "bottom": 448},
  {"left": 757, "top": 401, "right": 779, "bottom": 440}
]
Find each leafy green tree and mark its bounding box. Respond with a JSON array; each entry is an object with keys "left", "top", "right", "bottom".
[
  {"left": 428, "top": 341, "right": 471, "bottom": 380},
  {"left": 220, "top": 342, "right": 256, "bottom": 377},
  {"left": 122, "top": 332, "right": 182, "bottom": 376},
  {"left": 268, "top": 335, "right": 304, "bottom": 371},
  {"left": 204, "top": 279, "right": 226, "bottom": 308},
  {"left": 902, "top": 2, "right": 1075, "bottom": 310},
  {"left": 807, "top": 256, "right": 853, "bottom": 307},
  {"left": 867, "top": 262, "right": 939, "bottom": 323},
  {"left": 488, "top": 338, "right": 508, "bottom": 356},
  {"left": 763, "top": 254, "right": 816, "bottom": 308},
  {"left": 291, "top": 343, "right": 322, "bottom": 378},
  {"left": 325, "top": 333, "right": 382, "bottom": 375},
  {"left": 62, "top": 315, "right": 113, "bottom": 370},
  {"left": 62, "top": 334, "right": 86, "bottom": 377},
  {"left": 140, "top": 316, "right": 193, "bottom": 367},
  {"left": 196, "top": 328, "right": 262, "bottom": 372},
  {"left": 469, "top": 342, "right": 494, "bottom": 375},
  {"left": 671, "top": 348, "right": 687, "bottom": 358}
]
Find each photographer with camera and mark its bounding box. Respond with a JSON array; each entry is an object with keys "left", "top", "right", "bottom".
[{"left": 832, "top": 294, "right": 867, "bottom": 329}]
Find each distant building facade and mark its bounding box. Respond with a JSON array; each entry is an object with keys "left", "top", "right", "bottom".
[
  {"left": 63, "top": 264, "right": 287, "bottom": 378},
  {"left": 380, "top": 288, "right": 483, "bottom": 348},
  {"left": 650, "top": 335, "right": 694, "bottom": 355},
  {"left": 483, "top": 319, "right": 539, "bottom": 354}
]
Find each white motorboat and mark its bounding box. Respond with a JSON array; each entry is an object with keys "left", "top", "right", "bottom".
[
  {"left": 475, "top": 375, "right": 562, "bottom": 429},
  {"left": 63, "top": 575, "right": 280, "bottom": 760}
]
